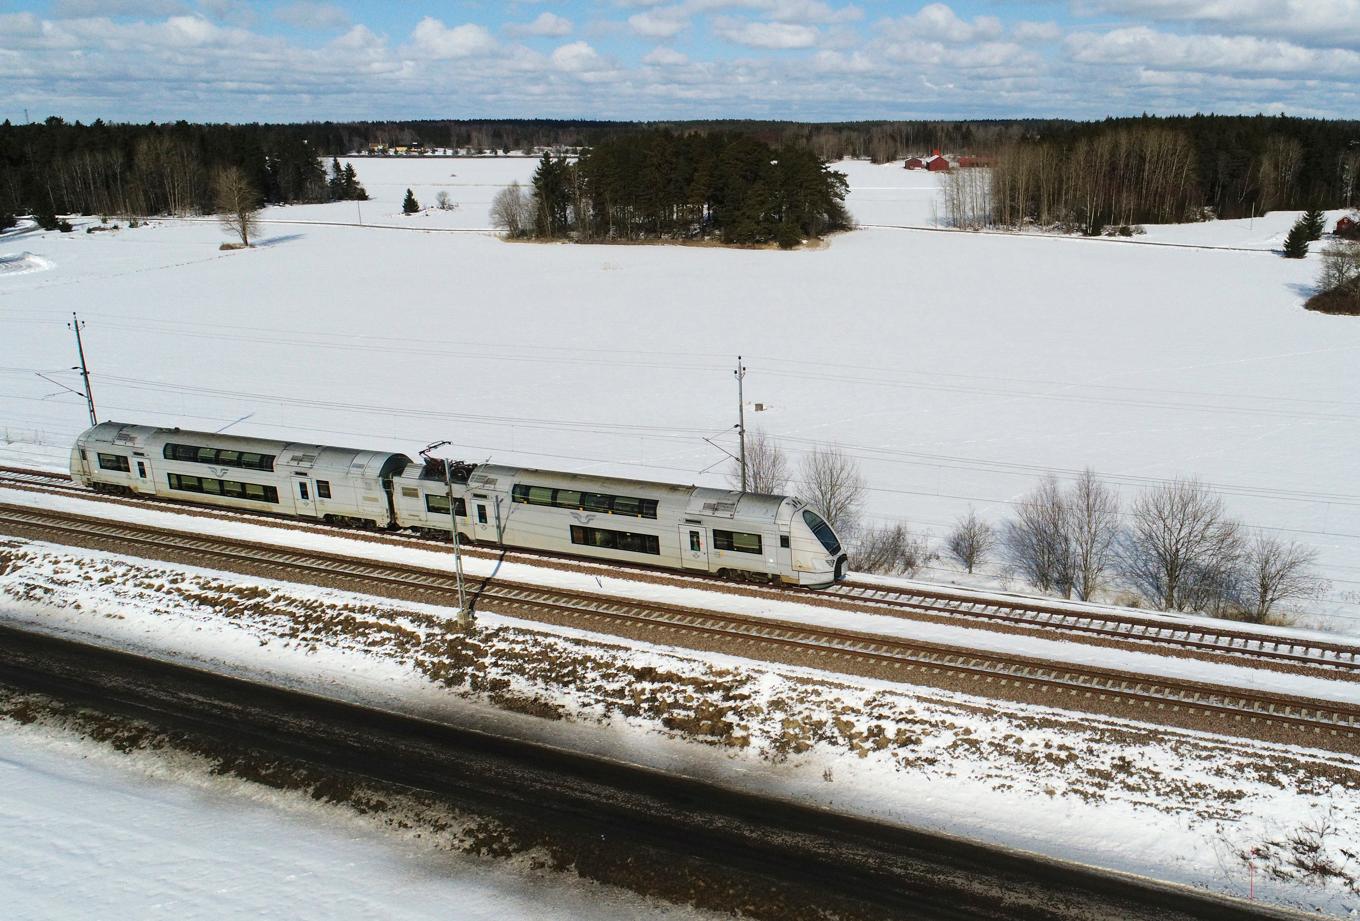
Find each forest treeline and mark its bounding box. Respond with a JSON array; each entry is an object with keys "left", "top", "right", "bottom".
[
  {"left": 512, "top": 133, "right": 850, "bottom": 246},
  {"left": 0, "top": 117, "right": 367, "bottom": 221},
  {"left": 3, "top": 114, "right": 1358, "bottom": 227}
]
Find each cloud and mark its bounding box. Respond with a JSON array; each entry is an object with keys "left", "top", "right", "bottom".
[
  {"left": 274, "top": 2, "right": 348, "bottom": 31},
  {"left": 1012, "top": 21, "right": 1061, "bottom": 44},
  {"left": 1065, "top": 26, "right": 1360, "bottom": 77},
  {"left": 713, "top": 17, "right": 818, "bottom": 48},
  {"left": 53, "top": 0, "right": 188, "bottom": 16},
  {"left": 507, "top": 12, "right": 573, "bottom": 38},
  {"left": 409, "top": 18, "right": 497, "bottom": 59},
  {"left": 642, "top": 45, "right": 688, "bottom": 65},
  {"left": 881, "top": 3, "right": 1001, "bottom": 44},
  {"left": 1075, "top": 0, "right": 1360, "bottom": 50},
  {"left": 551, "top": 40, "right": 607, "bottom": 72},
  {"left": 628, "top": 7, "right": 688, "bottom": 38}
]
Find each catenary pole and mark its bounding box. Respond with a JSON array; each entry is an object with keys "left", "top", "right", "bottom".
[
  {"left": 443, "top": 458, "right": 471, "bottom": 625},
  {"left": 736, "top": 356, "right": 748, "bottom": 491},
  {"left": 69, "top": 312, "right": 97, "bottom": 426}
]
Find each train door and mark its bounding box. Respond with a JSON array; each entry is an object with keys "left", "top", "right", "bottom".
[
  {"left": 294, "top": 477, "right": 319, "bottom": 518},
  {"left": 679, "top": 525, "right": 709, "bottom": 571},
  {"left": 472, "top": 496, "right": 495, "bottom": 543}
]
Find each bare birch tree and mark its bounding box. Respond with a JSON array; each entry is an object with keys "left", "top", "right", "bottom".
[
  {"left": 213, "top": 165, "right": 261, "bottom": 247},
  {"left": 796, "top": 445, "right": 865, "bottom": 534},
  {"left": 1121, "top": 478, "right": 1242, "bottom": 612},
  {"left": 727, "top": 429, "right": 788, "bottom": 495},
  {"left": 1066, "top": 469, "right": 1120, "bottom": 601},
  {"left": 1237, "top": 533, "right": 1325, "bottom": 622},
  {"left": 1004, "top": 476, "right": 1073, "bottom": 595},
  {"left": 490, "top": 181, "right": 534, "bottom": 238},
  {"left": 946, "top": 508, "right": 995, "bottom": 573}
]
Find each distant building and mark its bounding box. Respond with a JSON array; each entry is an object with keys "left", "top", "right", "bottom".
[
  {"left": 1336, "top": 215, "right": 1359, "bottom": 239},
  {"left": 903, "top": 157, "right": 926, "bottom": 170},
  {"left": 367, "top": 143, "right": 388, "bottom": 155},
  {"left": 925, "top": 149, "right": 950, "bottom": 172},
  {"left": 956, "top": 155, "right": 994, "bottom": 169}
]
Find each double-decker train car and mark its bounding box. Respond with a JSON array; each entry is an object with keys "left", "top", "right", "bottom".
[{"left": 72, "top": 422, "right": 849, "bottom": 586}]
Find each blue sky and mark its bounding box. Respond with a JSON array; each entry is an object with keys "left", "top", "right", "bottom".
[{"left": 2, "top": 1, "right": 1358, "bottom": 122}]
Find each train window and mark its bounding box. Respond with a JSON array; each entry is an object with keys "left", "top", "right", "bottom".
[
  {"left": 477, "top": 505, "right": 488, "bottom": 524},
  {"left": 780, "top": 535, "right": 790, "bottom": 549},
  {"left": 713, "top": 530, "right": 762, "bottom": 555},
  {"left": 583, "top": 493, "right": 612, "bottom": 513},
  {"left": 316, "top": 481, "right": 331, "bottom": 499},
  {"left": 802, "top": 510, "right": 842, "bottom": 555},
  {"left": 402, "top": 487, "right": 419, "bottom": 499},
  {"left": 97, "top": 453, "right": 130, "bottom": 472},
  {"left": 689, "top": 531, "right": 701, "bottom": 552},
  {"left": 425, "top": 494, "right": 467, "bottom": 517},
  {"left": 513, "top": 484, "right": 657, "bottom": 519},
  {"left": 163, "top": 443, "right": 276, "bottom": 472},
  {"left": 298, "top": 482, "right": 309, "bottom": 500},
  {"left": 167, "top": 473, "right": 277, "bottom": 504},
  {"left": 569, "top": 525, "right": 660, "bottom": 556}
]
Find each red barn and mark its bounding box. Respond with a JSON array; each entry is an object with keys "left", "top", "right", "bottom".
[
  {"left": 903, "top": 157, "right": 925, "bottom": 170},
  {"left": 1336, "top": 215, "right": 1359, "bottom": 239},
  {"left": 925, "top": 148, "right": 950, "bottom": 172},
  {"left": 957, "top": 155, "right": 994, "bottom": 169}
]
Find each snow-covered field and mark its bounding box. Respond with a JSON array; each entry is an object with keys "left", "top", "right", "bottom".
[
  {"left": 1, "top": 157, "right": 1357, "bottom": 633},
  {"left": 3, "top": 535, "right": 1358, "bottom": 916},
  {"left": 0, "top": 721, "right": 718, "bottom": 921}
]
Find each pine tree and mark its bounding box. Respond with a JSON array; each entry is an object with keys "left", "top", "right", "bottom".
[
  {"left": 1283, "top": 216, "right": 1310, "bottom": 258},
  {"left": 1302, "top": 208, "right": 1325, "bottom": 240},
  {"left": 402, "top": 188, "right": 419, "bottom": 214}
]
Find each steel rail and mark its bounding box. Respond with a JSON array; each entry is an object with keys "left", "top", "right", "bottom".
[
  {"left": 3, "top": 465, "right": 1357, "bottom": 677},
  {"left": 2, "top": 503, "right": 1358, "bottom": 752}
]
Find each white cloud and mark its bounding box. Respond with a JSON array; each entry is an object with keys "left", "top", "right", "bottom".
[
  {"left": 713, "top": 17, "right": 818, "bottom": 48},
  {"left": 1076, "top": 0, "right": 1360, "bottom": 49},
  {"left": 507, "top": 12, "right": 573, "bottom": 38},
  {"left": 409, "top": 18, "right": 497, "bottom": 59},
  {"left": 642, "top": 45, "right": 688, "bottom": 65},
  {"left": 551, "top": 40, "right": 607, "bottom": 72},
  {"left": 1065, "top": 26, "right": 1360, "bottom": 77},
  {"left": 1012, "top": 21, "right": 1061, "bottom": 44},
  {"left": 628, "top": 7, "right": 688, "bottom": 38},
  {"left": 881, "top": 3, "right": 1001, "bottom": 44},
  {"left": 274, "top": 2, "right": 348, "bottom": 31}
]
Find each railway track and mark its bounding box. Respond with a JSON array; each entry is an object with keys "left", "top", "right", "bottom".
[
  {"left": 3, "top": 464, "right": 1358, "bottom": 678},
  {"left": 2, "top": 501, "right": 1359, "bottom": 753}
]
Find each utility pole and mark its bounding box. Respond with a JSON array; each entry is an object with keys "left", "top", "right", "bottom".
[
  {"left": 735, "top": 355, "right": 747, "bottom": 493},
  {"left": 68, "top": 312, "right": 97, "bottom": 426},
  {"left": 442, "top": 455, "right": 471, "bottom": 627}
]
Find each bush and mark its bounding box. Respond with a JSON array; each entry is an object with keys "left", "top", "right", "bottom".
[
  {"left": 1306, "top": 241, "right": 1360, "bottom": 314},
  {"left": 854, "top": 523, "right": 936, "bottom": 577},
  {"left": 0, "top": 212, "right": 15, "bottom": 231},
  {"left": 35, "top": 207, "right": 60, "bottom": 231}
]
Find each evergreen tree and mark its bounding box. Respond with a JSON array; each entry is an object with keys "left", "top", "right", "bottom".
[
  {"left": 328, "top": 157, "right": 344, "bottom": 199},
  {"left": 402, "top": 188, "right": 419, "bottom": 214},
  {"left": 1302, "top": 208, "right": 1326, "bottom": 240},
  {"left": 342, "top": 163, "right": 367, "bottom": 200},
  {"left": 1283, "top": 216, "right": 1311, "bottom": 258}
]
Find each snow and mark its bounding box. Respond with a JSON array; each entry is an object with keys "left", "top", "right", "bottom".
[
  {"left": 1, "top": 156, "right": 1358, "bottom": 638},
  {"left": 0, "top": 721, "right": 717, "bottom": 921},
  {"left": 7, "top": 483, "right": 1359, "bottom": 706},
  {"left": 3, "top": 537, "right": 1358, "bottom": 916}
]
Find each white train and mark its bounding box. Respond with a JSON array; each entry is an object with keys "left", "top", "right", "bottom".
[{"left": 71, "top": 422, "right": 849, "bottom": 587}]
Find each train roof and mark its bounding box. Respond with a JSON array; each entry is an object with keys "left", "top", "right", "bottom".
[{"left": 76, "top": 422, "right": 411, "bottom": 478}]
